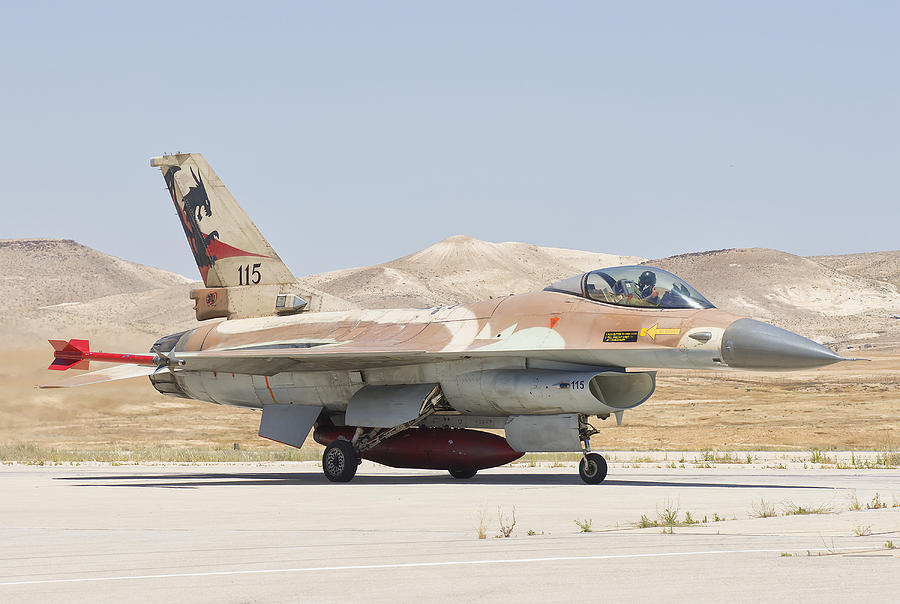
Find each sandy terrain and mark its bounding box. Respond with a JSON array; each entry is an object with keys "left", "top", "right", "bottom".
[{"left": 811, "top": 250, "right": 900, "bottom": 288}]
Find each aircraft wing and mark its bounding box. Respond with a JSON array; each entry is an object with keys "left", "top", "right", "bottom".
[
  {"left": 173, "top": 347, "right": 454, "bottom": 374},
  {"left": 172, "top": 343, "right": 639, "bottom": 375},
  {"left": 39, "top": 364, "right": 160, "bottom": 388}
]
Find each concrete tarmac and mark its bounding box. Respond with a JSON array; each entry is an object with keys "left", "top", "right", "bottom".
[{"left": 1, "top": 456, "right": 899, "bottom": 603}]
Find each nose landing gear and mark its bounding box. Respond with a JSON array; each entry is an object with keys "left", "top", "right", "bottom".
[
  {"left": 579, "top": 452, "right": 608, "bottom": 484},
  {"left": 578, "top": 415, "right": 608, "bottom": 484}
]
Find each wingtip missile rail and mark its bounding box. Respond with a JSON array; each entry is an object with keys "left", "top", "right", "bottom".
[{"left": 47, "top": 339, "right": 157, "bottom": 371}]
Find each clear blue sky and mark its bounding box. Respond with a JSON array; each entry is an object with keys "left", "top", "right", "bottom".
[{"left": 1, "top": 2, "right": 897, "bottom": 279}]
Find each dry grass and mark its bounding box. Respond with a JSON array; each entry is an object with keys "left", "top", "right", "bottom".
[
  {"left": 750, "top": 498, "right": 777, "bottom": 518},
  {"left": 475, "top": 506, "right": 488, "bottom": 540},
  {"left": 780, "top": 500, "right": 833, "bottom": 516},
  {"left": 635, "top": 499, "right": 701, "bottom": 530},
  {"left": 0, "top": 442, "right": 318, "bottom": 463},
  {"left": 496, "top": 506, "right": 516, "bottom": 538},
  {"left": 867, "top": 493, "right": 886, "bottom": 509}
]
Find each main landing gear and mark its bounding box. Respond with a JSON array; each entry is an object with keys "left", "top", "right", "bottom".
[
  {"left": 578, "top": 414, "right": 608, "bottom": 484},
  {"left": 322, "top": 388, "right": 448, "bottom": 483},
  {"left": 322, "top": 440, "right": 360, "bottom": 482}
]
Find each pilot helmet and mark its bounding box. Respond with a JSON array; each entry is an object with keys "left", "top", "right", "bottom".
[{"left": 638, "top": 270, "right": 657, "bottom": 288}]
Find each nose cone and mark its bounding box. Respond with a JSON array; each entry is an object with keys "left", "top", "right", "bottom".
[{"left": 721, "top": 318, "right": 846, "bottom": 370}]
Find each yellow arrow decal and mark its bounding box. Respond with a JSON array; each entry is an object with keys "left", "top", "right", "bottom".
[{"left": 640, "top": 323, "right": 681, "bottom": 340}]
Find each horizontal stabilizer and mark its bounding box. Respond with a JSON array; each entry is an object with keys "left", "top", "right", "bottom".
[{"left": 40, "top": 364, "right": 160, "bottom": 389}]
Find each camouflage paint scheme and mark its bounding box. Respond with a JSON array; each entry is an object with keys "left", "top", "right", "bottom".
[{"left": 136, "top": 155, "right": 740, "bottom": 420}]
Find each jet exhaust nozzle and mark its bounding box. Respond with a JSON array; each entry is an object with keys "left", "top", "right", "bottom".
[{"left": 721, "top": 318, "right": 848, "bottom": 371}]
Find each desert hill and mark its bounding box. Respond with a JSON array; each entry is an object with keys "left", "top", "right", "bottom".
[
  {"left": 0, "top": 239, "right": 192, "bottom": 308},
  {"left": 810, "top": 250, "right": 900, "bottom": 289},
  {"left": 644, "top": 248, "right": 900, "bottom": 347},
  {"left": 0, "top": 239, "right": 199, "bottom": 347},
  {"left": 302, "top": 235, "right": 645, "bottom": 308}
]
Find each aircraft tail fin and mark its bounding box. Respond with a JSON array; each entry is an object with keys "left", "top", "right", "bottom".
[
  {"left": 150, "top": 153, "right": 296, "bottom": 289},
  {"left": 151, "top": 153, "right": 356, "bottom": 320}
]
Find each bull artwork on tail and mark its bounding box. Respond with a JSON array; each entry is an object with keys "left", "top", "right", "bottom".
[{"left": 163, "top": 166, "right": 220, "bottom": 270}]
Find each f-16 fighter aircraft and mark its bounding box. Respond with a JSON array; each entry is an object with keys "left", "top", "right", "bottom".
[{"left": 42, "top": 153, "right": 857, "bottom": 483}]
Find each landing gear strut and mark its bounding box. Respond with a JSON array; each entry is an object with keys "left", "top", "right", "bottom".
[
  {"left": 322, "top": 386, "right": 449, "bottom": 483},
  {"left": 323, "top": 440, "right": 359, "bottom": 482},
  {"left": 578, "top": 414, "right": 608, "bottom": 484}
]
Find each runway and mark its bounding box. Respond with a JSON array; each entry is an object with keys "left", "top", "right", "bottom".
[{"left": 1, "top": 458, "right": 898, "bottom": 603}]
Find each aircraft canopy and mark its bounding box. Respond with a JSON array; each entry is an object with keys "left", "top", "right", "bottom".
[{"left": 544, "top": 266, "right": 715, "bottom": 310}]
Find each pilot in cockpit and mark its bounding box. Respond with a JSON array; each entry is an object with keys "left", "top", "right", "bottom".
[{"left": 638, "top": 270, "right": 663, "bottom": 304}]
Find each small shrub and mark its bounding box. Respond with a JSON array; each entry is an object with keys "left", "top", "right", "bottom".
[
  {"left": 874, "top": 450, "right": 900, "bottom": 468},
  {"left": 750, "top": 498, "right": 776, "bottom": 518},
  {"left": 809, "top": 448, "right": 835, "bottom": 464},
  {"left": 497, "top": 506, "right": 516, "bottom": 538},
  {"left": 867, "top": 493, "right": 886, "bottom": 510},
  {"left": 847, "top": 491, "right": 862, "bottom": 511},
  {"left": 658, "top": 500, "right": 680, "bottom": 527},
  {"left": 634, "top": 500, "right": 703, "bottom": 529},
  {"left": 852, "top": 525, "right": 872, "bottom": 537},
  {"left": 574, "top": 518, "right": 593, "bottom": 533},
  {"left": 885, "top": 540, "right": 896, "bottom": 549}
]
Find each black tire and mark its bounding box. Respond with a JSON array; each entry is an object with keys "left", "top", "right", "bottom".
[
  {"left": 449, "top": 468, "right": 477, "bottom": 479},
  {"left": 322, "top": 440, "right": 359, "bottom": 482},
  {"left": 579, "top": 453, "right": 608, "bottom": 484}
]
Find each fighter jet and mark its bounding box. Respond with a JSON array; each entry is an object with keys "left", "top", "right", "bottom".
[{"left": 42, "top": 153, "right": 857, "bottom": 483}]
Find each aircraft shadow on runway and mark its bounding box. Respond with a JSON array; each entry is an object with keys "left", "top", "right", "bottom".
[{"left": 55, "top": 473, "right": 832, "bottom": 490}]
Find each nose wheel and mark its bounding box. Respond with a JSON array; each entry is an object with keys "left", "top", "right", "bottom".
[
  {"left": 579, "top": 453, "right": 608, "bottom": 484},
  {"left": 577, "top": 414, "right": 607, "bottom": 484}
]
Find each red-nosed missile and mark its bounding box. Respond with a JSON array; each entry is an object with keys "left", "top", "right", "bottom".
[{"left": 47, "top": 339, "right": 156, "bottom": 371}]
